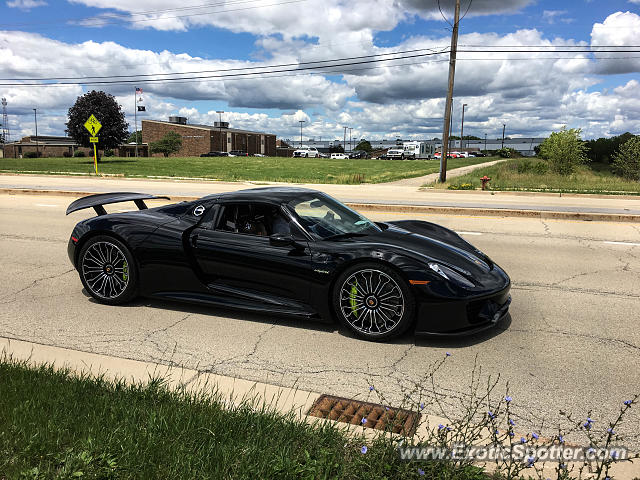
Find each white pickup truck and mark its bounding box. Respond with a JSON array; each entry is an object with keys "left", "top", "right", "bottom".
[{"left": 293, "top": 147, "right": 320, "bottom": 158}]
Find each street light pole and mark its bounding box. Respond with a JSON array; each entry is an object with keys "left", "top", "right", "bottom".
[
  {"left": 343, "top": 126, "right": 348, "bottom": 152},
  {"left": 216, "top": 110, "right": 224, "bottom": 152},
  {"left": 502, "top": 124, "right": 506, "bottom": 149},
  {"left": 484, "top": 133, "right": 487, "bottom": 154},
  {"left": 33, "top": 108, "right": 39, "bottom": 157},
  {"left": 460, "top": 103, "right": 467, "bottom": 151},
  {"left": 349, "top": 127, "right": 353, "bottom": 152},
  {"left": 298, "top": 120, "right": 306, "bottom": 148}
]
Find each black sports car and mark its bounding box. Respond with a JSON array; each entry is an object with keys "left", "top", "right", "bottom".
[{"left": 66, "top": 187, "right": 511, "bottom": 341}]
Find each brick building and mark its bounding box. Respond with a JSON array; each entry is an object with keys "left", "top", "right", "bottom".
[
  {"left": 2, "top": 135, "right": 93, "bottom": 158},
  {"left": 142, "top": 117, "right": 276, "bottom": 157}
]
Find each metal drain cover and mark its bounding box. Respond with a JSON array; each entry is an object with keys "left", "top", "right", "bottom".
[{"left": 307, "top": 394, "right": 419, "bottom": 435}]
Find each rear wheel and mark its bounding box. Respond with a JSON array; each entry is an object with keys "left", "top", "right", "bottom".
[
  {"left": 78, "top": 235, "right": 138, "bottom": 305},
  {"left": 332, "top": 263, "right": 414, "bottom": 341}
]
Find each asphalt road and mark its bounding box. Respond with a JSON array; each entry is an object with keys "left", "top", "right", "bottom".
[{"left": 1, "top": 193, "right": 639, "bottom": 448}]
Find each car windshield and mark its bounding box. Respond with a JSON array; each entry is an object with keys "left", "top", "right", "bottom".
[{"left": 288, "top": 194, "right": 381, "bottom": 240}]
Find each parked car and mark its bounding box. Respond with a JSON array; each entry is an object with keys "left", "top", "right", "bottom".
[
  {"left": 253, "top": 153, "right": 266, "bottom": 157},
  {"left": 386, "top": 148, "right": 406, "bottom": 159},
  {"left": 200, "top": 151, "right": 229, "bottom": 157},
  {"left": 330, "top": 153, "right": 349, "bottom": 159},
  {"left": 349, "top": 150, "right": 369, "bottom": 159},
  {"left": 474, "top": 152, "right": 487, "bottom": 157},
  {"left": 229, "top": 150, "right": 248, "bottom": 157},
  {"left": 65, "top": 187, "right": 511, "bottom": 341},
  {"left": 293, "top": 147, "right": 320, "bottom": 158}
]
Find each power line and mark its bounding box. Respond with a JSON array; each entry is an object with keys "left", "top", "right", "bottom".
[{"left": 0, "top": 47, "right": 448, "bottom": 81}]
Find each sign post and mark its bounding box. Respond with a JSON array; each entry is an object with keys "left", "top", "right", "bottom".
[{"left": 84, "top": 114, "right": 102, "bottom": 175}]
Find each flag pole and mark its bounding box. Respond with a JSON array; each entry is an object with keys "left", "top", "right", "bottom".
[{"left": 134, "top": 87, "right": 139, "bottom": 158}]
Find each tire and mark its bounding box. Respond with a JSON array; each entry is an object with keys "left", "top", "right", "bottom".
[
  {"left": 78, "top": 235, "right": 138, "bottom": 305},
  {"left": 305, "top": 153, "right": 309, "bottom": 158},
  {"left": 332, "top": 262, "right": 415, "bottom": 341},
  {"left": 401, "top": 154, "right": 405, "bottom": 159}
]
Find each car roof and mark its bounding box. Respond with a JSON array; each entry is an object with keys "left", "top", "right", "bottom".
[{"left": 203, "top": 186, "right": 324, "bottom": 203}]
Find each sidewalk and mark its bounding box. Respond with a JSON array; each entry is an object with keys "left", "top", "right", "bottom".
[{"left": 2, "top": 173, "right": 640, "bottom": 219}]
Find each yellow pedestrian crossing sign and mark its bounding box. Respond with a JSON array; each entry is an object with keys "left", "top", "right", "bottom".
[{"left": 84, "top": 114, "right": 102, "bottom": 136}]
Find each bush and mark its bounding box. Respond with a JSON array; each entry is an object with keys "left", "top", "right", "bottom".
[
  {"left": 612, "top": 136, "right": 640, "bottom": 181},
  {"left": 448, "top": 182, "right": 475, "bottom": 190},
  {"left": 495, "top": 148, "right": 518, "bottom": 158},
  {"left": 539, "top": 127, "right": 588, "bottom": 175},
  {"left": 104, "top": 149, "right": 115, "bottom": 157},
  {"left": 73, "top": 150, "right": 86, "bottom": 157},
  {"left": 23, "top": 151, "right": 40, "bottom": 158},
  {"left": 62, "top": 151, "right": 72, "bottom": 158}
]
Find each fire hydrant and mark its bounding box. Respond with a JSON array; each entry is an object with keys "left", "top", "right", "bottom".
[{"left": 481, "top": 175, "right": 491, "bottom": 191}]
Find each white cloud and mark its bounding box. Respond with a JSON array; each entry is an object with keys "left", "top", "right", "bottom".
[
  {"left": 6, "top": 0, "right": 47, "bottom": 8},
  {"left": 591, "top": 11, "right": 640, "bottom": 74},
  {"left": 542, "top": 10, "right": 571, "bottom": 24}
]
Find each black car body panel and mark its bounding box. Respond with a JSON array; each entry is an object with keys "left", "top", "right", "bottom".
[{"left": 67, "top": 187, "right": 511, "bottom": 336}]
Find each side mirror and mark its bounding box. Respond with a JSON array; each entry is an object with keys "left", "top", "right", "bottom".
[{"left": 269, "top": 233, "right": 295, "bottom": 246}]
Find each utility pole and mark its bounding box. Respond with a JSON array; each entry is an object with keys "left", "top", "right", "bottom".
[
  {"left": 439, "top": 0, "right": 461, "bottom": 183},
  {"left": 349, "top": 127, "right": 353, "bottom": 152},
  {"left": 33, "top": 108, "right": 39, "bottom": 157},
  {"left": 460, "top": 103, "right": 467, "bottom": 151},
  {"left": 216, "top": 110, "right": 224, "bottom": 152},
  {"left": 343, "top": 126, "right": 348, "bottom": 151},
  {"left": 298, "top": 120, "right": 306, "bottom": 148},
  {"left": 502, "top": 124, "right": 506, "bottom": 149},
  {"left": 484, "top": 133, "right": 487, "bottom": 154}
]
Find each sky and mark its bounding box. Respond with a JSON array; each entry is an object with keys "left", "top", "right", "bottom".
[{"left": 1, "top": 0, "right": 639, "bottom": 142}]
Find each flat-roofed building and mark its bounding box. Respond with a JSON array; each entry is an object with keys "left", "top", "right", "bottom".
[{"left": 142, "top": 117, "right": 276, "bottom": 157}]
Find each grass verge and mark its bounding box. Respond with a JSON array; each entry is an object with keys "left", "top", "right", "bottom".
[
  {"left": 0, "top": 356, "right": 487, "bottom": 479},
  {"left": 427, "top": 158, "right": 640, "bottom": 195},
  {"left": 0, "top": 156, "right": 492, "bottom": 184}
]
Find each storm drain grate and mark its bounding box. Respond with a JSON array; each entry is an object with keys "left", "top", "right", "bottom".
[{"left": 307, "top": 394, "right": 420, "bottom": 435}]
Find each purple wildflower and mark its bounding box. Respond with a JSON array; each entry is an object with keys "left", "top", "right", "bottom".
[
  {"left": 520, "top": 437, "right": 527, "bottom": 444},
  {"left": 624, "top": 400, "right": 632, "bottom": 406},
  {"left": 532, "top": 432, "right": 539, "bottom": 440},
  {"left": 505, "top": 396, "right": 512, "bottom": 403},
  {"left": 445, "top": 352, "right": 451, "bottom": 357},
  {"left": 361, "top": 418, "right": 367, "bottom": 425},
  {"left": 369, "top": 385, "right": 374, "bottom": 392},
  {"left": 418, "top": 469, "right": 425, "bottom": 476},
  {"left": 360, "top": 446, "right": 368, "bottom": 454},
  {"left": 488, "top": 411, "right": 495, "bottom": 419},
  {"left": 509, "top": 419, "right": 515, "bottom": 426}
]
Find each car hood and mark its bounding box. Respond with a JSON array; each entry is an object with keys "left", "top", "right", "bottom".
[{"left": 353, "top": 221, "right": 495, "bottom": 278}]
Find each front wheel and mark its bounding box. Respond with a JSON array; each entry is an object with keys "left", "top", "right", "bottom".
[
  {"left": 332, "top": 263, "right": 415, "bottom": 341},
  {"left": 78, "top": 235, "right": 138, "bottom": 305}
]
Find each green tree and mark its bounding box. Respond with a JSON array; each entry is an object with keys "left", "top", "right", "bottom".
[
  {"left": 612, "top": 136, "right": 640, "bottom": 181},
  {"left": 66, "top": 91, "right": 129, "bottom": 154},
  {"left": 128, "top": 130, "right": 142, "bottom": 144},
  {"left": 539, "top": 127, "right": 588, "bottom": 175},
  {"left": 355, "top": 140, "right": 372, "bottom": 152},
  {"left": 150, "top": 131, "right": 182, "bottom": 157}
]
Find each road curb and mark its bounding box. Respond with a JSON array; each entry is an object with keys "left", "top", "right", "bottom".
[{"left": 3, "top": 187, "right": 640, "bottom": 223}]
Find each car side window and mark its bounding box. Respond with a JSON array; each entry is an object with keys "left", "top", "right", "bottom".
[{"left": 215, "top": 203, "right": 298, "bottom": 238}]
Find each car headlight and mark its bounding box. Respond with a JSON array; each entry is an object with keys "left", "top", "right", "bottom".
[{"left": 428, "top": 263, "right": 475, "bottom": 289}]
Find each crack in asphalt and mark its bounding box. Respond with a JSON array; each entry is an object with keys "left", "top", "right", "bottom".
[
  {"left": 0, "top": 269, "right": 75, "bottom": 303},
  {"left": 508, "top": 327, "right": 640, "bottom": 352},
  {"left": 512, "top": 282, "right": 640, "bottom": 299}
]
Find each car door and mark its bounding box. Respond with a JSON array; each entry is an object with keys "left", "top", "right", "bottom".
[{"left": 188, "top": 201, "right": 315, "bottom": 315}]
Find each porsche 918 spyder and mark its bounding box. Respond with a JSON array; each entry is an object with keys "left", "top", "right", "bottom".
[{"left": 66, "top": 187, "right": 511, "bottom": 341}]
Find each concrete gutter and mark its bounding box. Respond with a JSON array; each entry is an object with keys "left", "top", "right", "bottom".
[
  {"left": 3, "top": 187, "right": 640, "bottom": 223},
  {"left": 1, "top": 336, "right": 638, "bottom": 479}
]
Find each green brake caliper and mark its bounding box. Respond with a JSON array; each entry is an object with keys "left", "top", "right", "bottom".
[
  {"left": 349, "top": 281, "right": 358, "bottom": 318},
  {"left": 122, "top": 261, "right": 129, "bottom": 282}
]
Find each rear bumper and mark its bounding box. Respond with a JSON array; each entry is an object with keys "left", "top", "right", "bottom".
[{"left": 414, "top": 286, "right": 511, "bottom": 336}]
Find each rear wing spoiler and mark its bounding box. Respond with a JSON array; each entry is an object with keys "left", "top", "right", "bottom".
[{"left": 66, "top": 192, "right": 171, "bottom": 216}]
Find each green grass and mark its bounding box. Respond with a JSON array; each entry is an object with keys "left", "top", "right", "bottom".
[
  {"left": 429, "top": 158, "right": 640, "bottom": 195},
  {"left": 0, "top": 357, "right": 489, "bottom": 479},
  {"left": 0, "top": 155, "right": 493, "bottom": 184}
]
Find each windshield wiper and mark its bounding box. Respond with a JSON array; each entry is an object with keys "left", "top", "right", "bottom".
[{"left": 323, "top": 232, "right": 369, "bottom": 241}]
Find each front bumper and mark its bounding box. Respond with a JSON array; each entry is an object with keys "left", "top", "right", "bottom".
[{"left": 414, "top": 285, "right": 511, "bottom": 336}]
